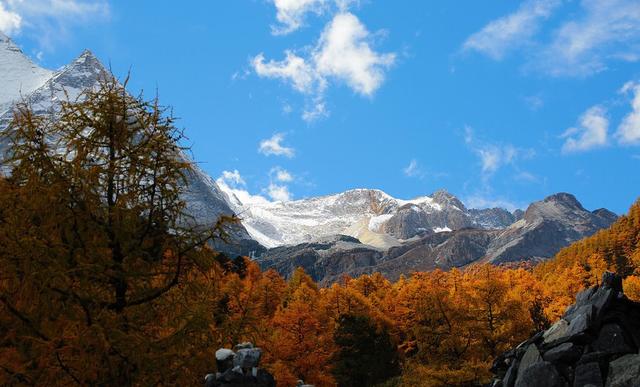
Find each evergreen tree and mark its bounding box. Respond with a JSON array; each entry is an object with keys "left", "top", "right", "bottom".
[{"left": 332, "top": 314, "right": 400, "bottom": 387}]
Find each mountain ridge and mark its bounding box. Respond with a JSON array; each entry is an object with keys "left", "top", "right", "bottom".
[
  {"left": 255, "top": 192, "right": 618, "bottom": 283},
  {"left": 0, "top": 36, "right": 619, "bottom": 275}
]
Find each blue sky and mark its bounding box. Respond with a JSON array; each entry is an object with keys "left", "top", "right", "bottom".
[{"left": 1, "top": 0, "right": 640, "bottom": 214}]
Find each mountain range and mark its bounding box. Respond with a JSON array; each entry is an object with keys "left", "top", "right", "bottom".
[{"left": 0, "top": 32, "right": 618, "bottom": 283}]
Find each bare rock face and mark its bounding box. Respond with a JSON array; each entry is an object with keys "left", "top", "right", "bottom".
[
  {"left": 258, "top": 193, "right": 616, "bottom": 284},
  {"left": 490, "top": 272, "right": 640, "bottom": 387},
  {"left": 256, "top": 235, "right": 383, "bottom": 284},
  {"left": 484, "top": 193, "right": 618, "bottom": 264}
]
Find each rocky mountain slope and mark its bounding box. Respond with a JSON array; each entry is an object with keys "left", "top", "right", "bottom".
[
  {"left": 256, "top": 193, "right": 617, "bottom": 283},
  {"left": 0, "top": 32, "right": 261, "bottom": 257},
  {"left": 222, "top": 185, "right": 516, "bottom": 249}
]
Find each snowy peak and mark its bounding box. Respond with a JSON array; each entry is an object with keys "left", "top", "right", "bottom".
[
  {"left": 222, "top": 185, "right": 517, "bottom": 249},
  {"left": 431, "top": 189, "right": 466, "bottom": 211},
  {"left": 0, "top": 32, "right": 54, "bottom": 113},
  {"left": 0, "top": 35, "right": 260, "bottom": 257}
]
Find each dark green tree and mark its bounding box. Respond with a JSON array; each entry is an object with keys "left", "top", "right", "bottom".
[{"left": 332, "top": 314, "right": 400, "bottom": 387}]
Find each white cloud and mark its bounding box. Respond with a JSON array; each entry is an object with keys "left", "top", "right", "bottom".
[
  {"left": 477, "top": 146, "right": 502, "bottom": 174},
  {"left": 253, "top": 11, "right": 395, "bottom": 120},
  {"left": 218, "top": 169, "right": 246, "bottom": 187},
  {"left": 463, "top": 0, "right": 561, "bottom": 60},
  {"left": 540, "top": 0, "right": 640, "bottom": 76},
  {"left": 271, "top": 0, "right": 327, "bottom": 35},
  {"left": 270, "top": 166, "right": 294, "bottom": 182},
  {"left": 313, "top": 12, "right": 395, "bottom": 96},
  {"left": 464, "top": 0, "right": 640, "bottom": 77},
  {"left": 253, "top": 51, "right": 321, "bottom": 94},
  {"left": 216, "top": 172, "right": 272, "bottom": 209},
  {"left": 216, "top": 167, "right": 297, "bottom": 206},
  {"left": 0, "top": 2, "right": 21, "bottom": 34},
  {"left": 266, "top": 183, "right": 292, "bottom": 201},
  {"left": 561, "top": 105, "right": 609, "bottom": 153},
  {"left": 616, "top": 81, "right": 640, "bottom": 145},
  {"left": 0, "top": 0, "right": 109, "bottom": 47},
  {"left": 403, "top": 159, "right": 422, "bottom": 178},
  {"left": 258, "top": 133, "right": 295, "bottom": 158},
  {"left": 301, "top": 97, "right": 328, "bottom": 121},
  {"left": 270, "top": 0, "right": 358, "bottom": 35}
]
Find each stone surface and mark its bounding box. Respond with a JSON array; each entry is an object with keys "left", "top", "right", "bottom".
[
  {"left": 567, "top": 309, "right": 592, "bottom": 338},
  {"left": 543, "top": 342, "right": 582, "bottom": 363},
  {"left": 514, "top": 361, "right": 563, "bottom": 387},
  {"left": 544, "top": 319, "right": 571, "bottom": 345},
  {"left": 492, "top": 273, "right": 640, "bottom": 387},
  {"left": 208, "top": 342, "right": 275, "bottom": 387},
  {"left": 605, "top": 354, "right": 640, "bottom": 387},
  {"left": 592, "top": 324, "right": 633, "bottom": 355},
  {"left": 233, "top": 348, "right": 262, "bottom": 369},
  {"left": 574, "top": 362, "right": 603, "bottom": 387},
  {"left": 590, "top": 287, "right": 614, "bottom": 321},
  {"left": 216, "top": 349, "right": 235, "bottom": 373},
  {"left": 504, "top": 360, "right": 519, "bottom": 387},
  {"left": 518, "top": 345, "right": 542, "bottom": 376}
]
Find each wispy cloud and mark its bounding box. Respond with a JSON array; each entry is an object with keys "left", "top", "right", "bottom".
[
  {"left": 402, "top": 159, "right": 422, "bottom": 178},
  {"left": 463, "top": 0, "right": 640, "bottom": 77},
  {"left": 258, "top": 133, "right": 295, "bottom": 158},
  {"left": 523, "top": 94, "right": 544, "bottom": 111},
  {"left": 616, "top": 81, "right": 640, "bottom": 145},
  {"left": 270, "top": 0, "right": 357, "bottom": 35},
  {"left": 463, "top": 0, "right": 560, "bottom": 60},
  {"left": 464, "top": 126, "right": 535, "bottom": 178},
  {"left": 561, "top": 105, "right": 609, "bottom": 153},
  {"left": 254, "top": 6, "right": 395, "bottom": 120},
  {"left": 538, "top": 0, "right": 640, "bottom": 76},
  {"left": 0, "top": 0, "right": 110, "bottom": 49},
  {"left": 271, "top": 0, "right": 327, "bottom": 35}
]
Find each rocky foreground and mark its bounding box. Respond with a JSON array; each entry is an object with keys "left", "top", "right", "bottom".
[{"left": 491, "top": 272, "right": 640, "bottom": 387}]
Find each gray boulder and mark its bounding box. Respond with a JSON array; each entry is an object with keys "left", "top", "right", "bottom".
[
  {"left": 605, "top": 354, "right": 640, "bottom": 387},
  {"left": 234, "top": 348, "right": 262, "bottom": 369},
  {"left": 492, "top": 272, "right": 640, "bottom": 387},
  {"left": 514, "top": 361, "right": 563, "bottom": 387}
]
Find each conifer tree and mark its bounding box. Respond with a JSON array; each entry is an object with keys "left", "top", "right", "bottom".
[{"left": 0, "top": 75, "right": 229, "bottom": 385}]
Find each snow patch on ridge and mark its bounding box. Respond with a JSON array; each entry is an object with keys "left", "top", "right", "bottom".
[{"left": 0, "top": 32, "right": 53, "bottom": 114}]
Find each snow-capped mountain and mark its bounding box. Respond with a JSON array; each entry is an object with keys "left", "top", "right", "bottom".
[
  {"left": 220, "top": 183, "right": 516, "bottom": 249},
  {"left": 0, "top": 33, "right": 619, "bottom": 279},
  {"left": 0, "top": 32, "right": 53, "bottom": 115},
  {"left": 0, "top": 32, "right": 261, "bottom": 257},
  {"left": 257, "top": 193, "right": 619, "bottom": 283}
]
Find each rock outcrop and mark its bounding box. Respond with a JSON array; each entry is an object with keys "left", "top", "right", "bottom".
[
  {"left": 205, "top": 342, "right": 275, "bottom": 387},
  {"left": 490, "top": 272, "right": 640, "bottom": 387},
  {"left": 257, "top": 193, "right": 617, "bottom": 283}
]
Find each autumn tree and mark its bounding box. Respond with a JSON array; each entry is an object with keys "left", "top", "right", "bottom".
[{"left": 0, "top": 76, "right": 230, "bottom": 385}]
